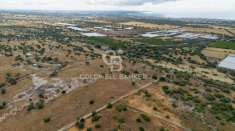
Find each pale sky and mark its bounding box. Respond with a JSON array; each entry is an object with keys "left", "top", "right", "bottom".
[{"left": 0, "top": 0, "right": 235, "bottom": 20}]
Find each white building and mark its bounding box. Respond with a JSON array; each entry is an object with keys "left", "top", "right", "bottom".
[{"left": 218, "top": 55, "right": 235, "bottom": 72}]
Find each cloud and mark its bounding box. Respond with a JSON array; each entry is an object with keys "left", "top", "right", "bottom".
[
  {"left": 0, "top": 0, "right": 234, "bottom": 20},
  {"left": 86, "top": 0, "right": 176, "bottom": 6}
]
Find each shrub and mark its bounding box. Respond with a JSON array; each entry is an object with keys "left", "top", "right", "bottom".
[
  {"left": 76, "top": 118, "right": 85, "bottom": 129},
  {"left": 116, "top": 104, "right": 127, "bottom": 112},
  {"left": 91, "top": 112, "right": 101, "bottom": 122},
  {"left": 43, "top": 117, "right": 51, "bottom": 123},
  {"left": 27, "top": 103, "right": 35, "bottom": 112},
  {"left": 0, "top": 101, "right": 7, "bottom": 109},
  {"left": 1, "top": 88, "right": 6, "bottom": 94},
  {"left": 162, "top": 86, "right": 172, "bottom": 95},
  {"left": 136, "top": 118, "right": 142, "bottom": 123},
  {"left": 132, "top": 81, "right": 136, "bottom": 86},
  {"left": 86, "top": 128, "right": 92, "bottom": 131},
  {"left": 143, "top": 90, "right": 151, "bottom": 97},
  {"left": 0, "top": 83, "right": 5, "bottom": 88},
  {"left": 160, "top": 127, "right": 168, "bottom": 131},
  {"left": 139, "top": 127, "right": 145, "bottom": 131},
  {"left": 89, "top": 100, "right": 95, "bottom": 105},
  {"left": 117, "top": 118, "right": 125, "bottom": 124},
  {"left": 36, "top": 99, "right": 44, "bottom": 109},
  {"left": 5, "top": 73, "right": 17, "bottom": 85},
  {"left": 94, "top": 124, "right": 101, "bottom": 128},
  {"left": 107, "top": 102, "right": 113, "bottom": 109},
  {"left": 140, "top": 114, "right": 150, "bottom": 122}
]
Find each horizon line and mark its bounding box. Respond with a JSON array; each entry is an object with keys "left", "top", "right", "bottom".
[{"left": 0, "top": 9, "right": 235, "bottom": 21}]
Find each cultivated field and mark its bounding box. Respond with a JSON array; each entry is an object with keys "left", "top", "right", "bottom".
[
  {"left": 119, "top": 21, "right": 176, "bottom": 29},
  {"left": 202, "top": 47, "right": 235, "bottom": 59}
]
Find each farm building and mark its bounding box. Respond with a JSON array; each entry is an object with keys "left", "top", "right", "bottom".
[{"left": 218, "top": 55, "right": 235, "bottom": 72}]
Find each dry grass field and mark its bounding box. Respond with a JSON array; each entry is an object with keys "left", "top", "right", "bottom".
[
  {"left": 155, "top": 62, "right": 233, "bottom": 84},
  {"left": 0, "top": 47, "right": 155, "bottom": 131},
  {"left": 119, "top": 21, "right": 177, "bottom": 29},
  {"left": 0, "top": 79, "right": 136, "bottom": 131},
  {"left": 119, "top": 21, "right": 234, "bottom": 36},
  {"left": 182, "top": 27, "right": 233, "bottom": 36},
  {"left": 202, "top": 47, "right": 235, "bottom": 59},
  {"left": 68, "top": 83, "right": 186, "bottom": 131}
]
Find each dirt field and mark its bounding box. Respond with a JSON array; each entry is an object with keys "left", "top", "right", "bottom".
[
  {"left": 119, "top": 21, "right": 176, "bottom": 29},
  {"left": 0, "top": 55, "right": 155, "bottom": 131},
  {"left": 0, "top": 79, "right": 136, "bottom": 131},
  {"left": 202, "top": 47, "right": 235, "bottom": 59},
  {"left": 182, "top": 27, "right": 233, "bottom": 36},
  {"left": 230, "top": 29, "right": 235, "bottom": 34},
  {"left": 190, "top": 55, "right": 207, "bottom": 65},
  {"left": 127, "top": 84, "right": 184, "bottom": 129},
  {"left": 68, "top": 83, "right": 185, "bottom": 131},
  {"left": 151, "top": 61, "right": 234, "bottom": 84}
]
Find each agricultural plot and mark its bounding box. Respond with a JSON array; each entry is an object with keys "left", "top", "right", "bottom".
[
  {"left": 209, "top": 41, "right": 235, "bottom": 50},
  {"left": 202, "top": 47, "right": 235, "bottom": 59}
]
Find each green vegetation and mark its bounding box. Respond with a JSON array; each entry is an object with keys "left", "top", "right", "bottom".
[
  {"left": 143, "top": 90, "right": 151, "bottom": 98},
  {"left": 27, "top": 102, "right": 35, "bottom": 112},
  {"left": 89, "top": 100, "right": 95, "bottom": 105},
  {"left": 162, "top": 86, "right": 172, "bottom": 95},
  {"left": 164, "top": 70, "right": 192, "bottom": 86},
  {"left": 116, "top": 104, "right": 128, "bottom": 112},
  {"left": 76, "top": 117, "right": 85, "bottom": 129},
  {"left": 107, "top": 102, "right": 113, "bottom": 109},
  {"left": 94, "top": 124, "right": 101, "bottom": 128},
  {"left": 139, "top": 127, "right": 145, "bottom": 131},
  {"left": 27, "top": 100, "right": 45, "bottom": 112},
  {"left": 136, "top": 118, "right": 142, "bottom": 123},
  {"left": 5, "top": 73, "right": 17, "bottom": 85},
  {"left": 35, "top": 99, "right": 44, "bottom": 110},
  {"left": 113, "top": 116, "right": 125, "bottom": 124},
  {"left": 0, "top": 26, "right": 74, "bottom": 43},
  {"left": 135, "top": 37, "right": 178, "bottom": 46},
  {"left": 0, "top": 83, "right": 5, "bottom": 88},
  {"left": 140, "top": 114, "right": 151, "bottom": 122},
  {"left": 43, "top": 117, "right": 51, "bottom": 123},
  {"left": 1, "top": 88, "right": 6, "bottom": 95},
  {"left": 86, "top": 128, "right": 92, "bottom": 131},
  {"left": 0, "top": 101, "right": 7, "bottom": 109},
  {"left": 112, "top": 128, "right": 118, "bottom": 131},
  {"left": 160, "top": 127, "right": 169, "bottom": 131},
  {"left": 162, "top": 74, "right": 235, "bottom": 123},
  {"left": 81, "top": 37, "right": 129, "bottom": 50},
  {"left": 209, "top": 40, "right": 235, "bottom": 50},
  {"left": 91, "top": 112, "right": 101, "bottom": 123}
]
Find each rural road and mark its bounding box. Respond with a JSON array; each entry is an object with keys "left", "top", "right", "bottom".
[{"left": 58, "top": 80, "right": 158, "bottom": 131}]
